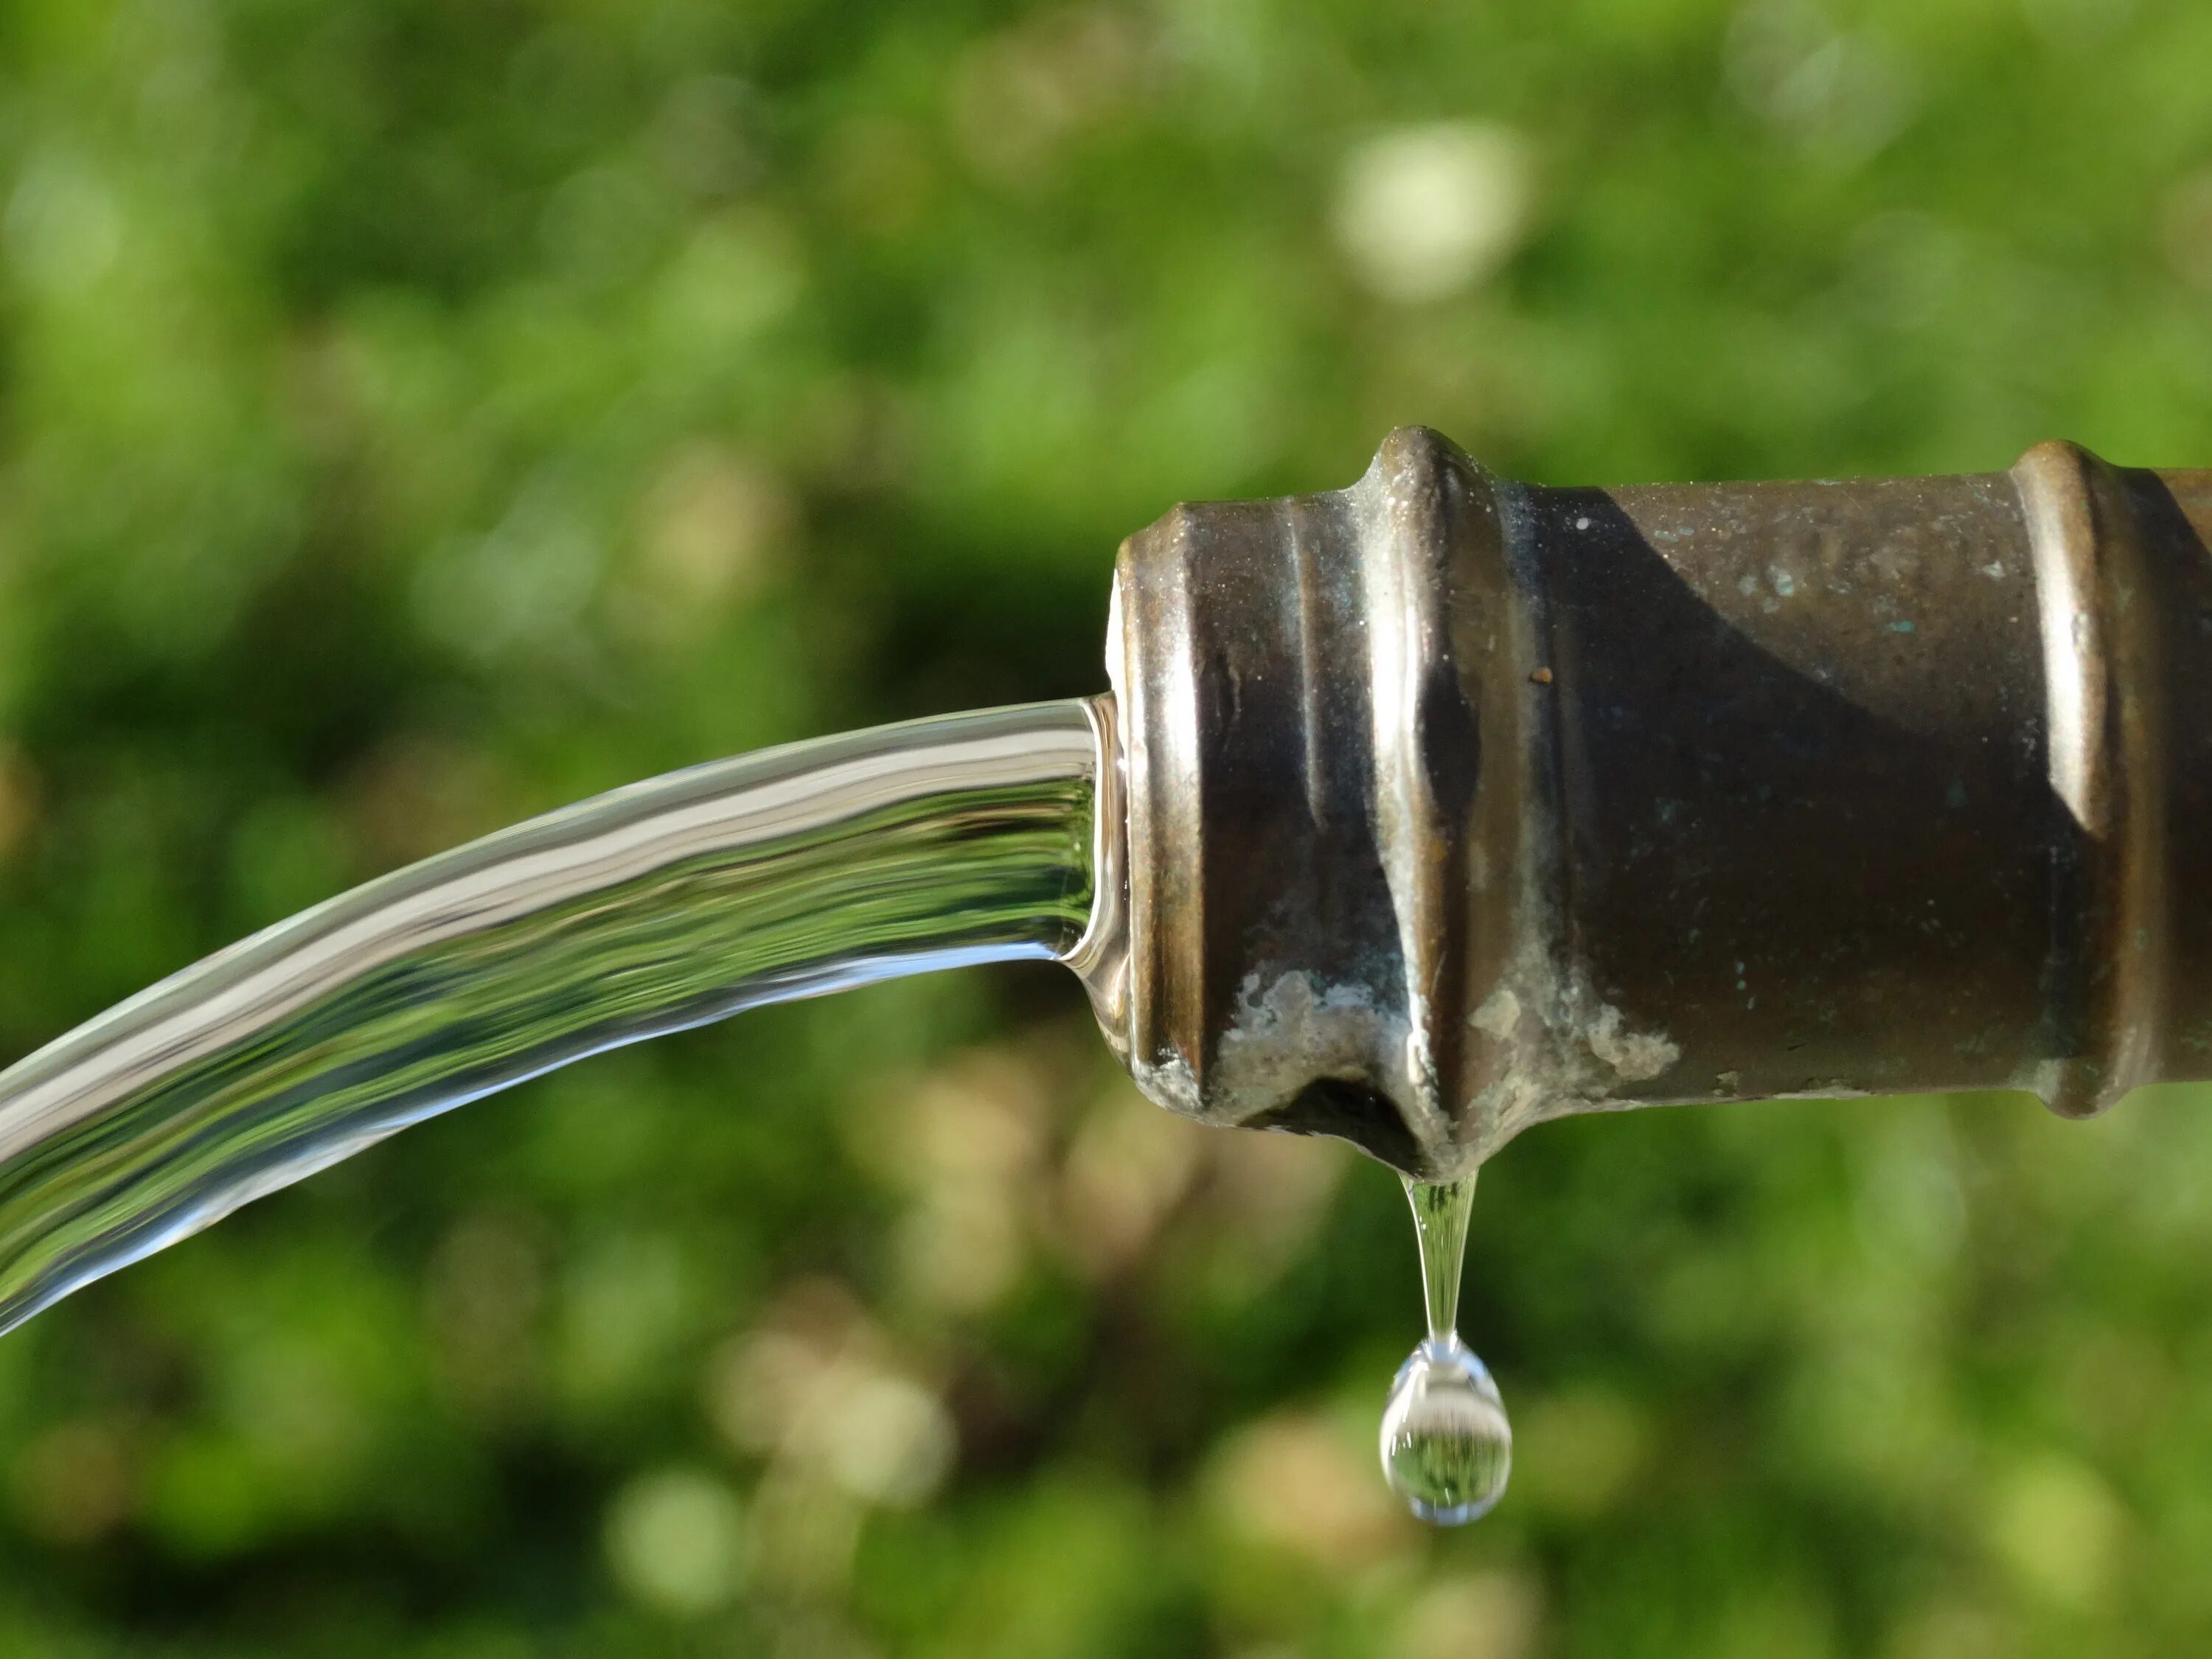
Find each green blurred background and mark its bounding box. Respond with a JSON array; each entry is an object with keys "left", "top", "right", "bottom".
[{"left": 2, "top": 0, "right": 2211, "bottom": 1653}]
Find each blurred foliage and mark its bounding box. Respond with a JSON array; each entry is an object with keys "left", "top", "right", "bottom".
[{"left": 1, "top": 0, "right": 2211, "bottom": 1654}]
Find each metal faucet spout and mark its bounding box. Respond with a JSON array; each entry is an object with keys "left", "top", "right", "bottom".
[{"left": 1096, "top": 428, "right": 2212, "bottom": 1178}]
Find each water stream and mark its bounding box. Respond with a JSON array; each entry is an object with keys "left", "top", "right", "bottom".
[{"left": 0, "top": 699, "right": 1111, "bottom": 1336}]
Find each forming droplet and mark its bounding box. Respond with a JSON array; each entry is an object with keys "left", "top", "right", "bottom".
[
  {"left": 1380, "top": 1333, "right": 1512, "bottom": 1524},
  {"left": 1382, "top": 1171, "right": 1512, "bottom": 1524}
]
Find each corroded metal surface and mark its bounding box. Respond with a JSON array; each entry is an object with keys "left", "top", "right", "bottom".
[{"left": 1093, "top": 428, "right": 2212, "bottom": 1178}]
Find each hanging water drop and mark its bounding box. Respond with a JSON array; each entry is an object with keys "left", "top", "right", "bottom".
[{"left": 1380, "top": 1169, "right": 1512, "bottom": 1524}]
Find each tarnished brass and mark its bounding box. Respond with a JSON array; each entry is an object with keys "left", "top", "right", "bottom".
[{"left": 1092, "top": 428, "right": 2212, "bottom": 1178}]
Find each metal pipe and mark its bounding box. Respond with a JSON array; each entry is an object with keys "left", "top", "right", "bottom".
[{"left": 1085, "top": 428, "right": 2212, "bottom": 1178}]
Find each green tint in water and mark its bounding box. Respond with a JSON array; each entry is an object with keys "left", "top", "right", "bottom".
[
  {"left": 0, "top": 700, "right": 1110, "bottom": 1336},
  {"left": 1380, "top": 1170, "right": 1512, "bottom": 1524}
]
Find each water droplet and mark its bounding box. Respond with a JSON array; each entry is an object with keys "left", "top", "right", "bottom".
[
  {"left": 1382, "top": 1170, "right": 1512, "bottom": 1524},
  {"left": 1380, "top": 1334, "right": 1512, "bottom": 1525}
]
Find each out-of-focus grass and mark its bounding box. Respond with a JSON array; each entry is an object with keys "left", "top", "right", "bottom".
[{"left": 1, "top": 1, "right": 2210, "bottom": 1654}]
